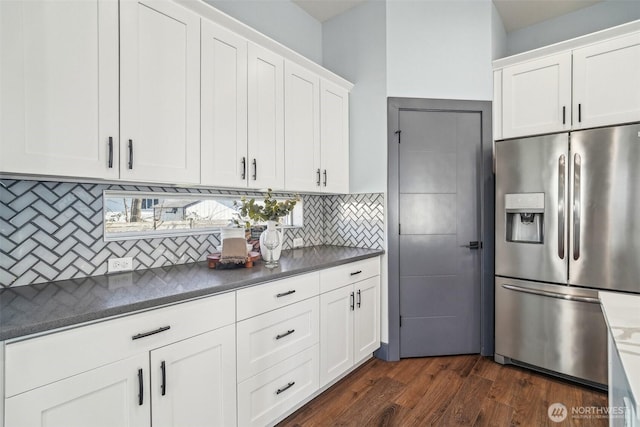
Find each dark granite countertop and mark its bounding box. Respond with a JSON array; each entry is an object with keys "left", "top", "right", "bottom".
[{"left": 0, "top": 246, "right": 383, "bottom": 341}]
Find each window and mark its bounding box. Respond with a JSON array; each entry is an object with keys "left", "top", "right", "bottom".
[{"left": 103, "top": 191, "right": 302, "bottom": 241}]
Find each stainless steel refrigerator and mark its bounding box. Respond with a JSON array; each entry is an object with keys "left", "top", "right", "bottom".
[{"left": 494, "top": 122, "right": 640, "bottom": 388}]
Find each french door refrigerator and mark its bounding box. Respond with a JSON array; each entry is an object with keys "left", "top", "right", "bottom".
[{"left": 494, "top": 122, "right": 640, "bottom": 388}]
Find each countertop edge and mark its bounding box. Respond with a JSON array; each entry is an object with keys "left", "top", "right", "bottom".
[
  {"left": 1, "top": 248, "right": 384, "bottom": 342},
  {"left": 599, "top": 291, "right": 640, "bottom": 410}
]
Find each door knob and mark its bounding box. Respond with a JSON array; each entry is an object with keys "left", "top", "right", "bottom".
[{"left": 460, "top": 241, "right": 481, "bottom": 249}]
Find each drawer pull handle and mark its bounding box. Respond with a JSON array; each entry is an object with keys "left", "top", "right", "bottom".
[
  {"left": 132, "top": 325, "right": 171, "bottom": 340},
  {"left": 276, "top": 329, "right": 295, "bottom": 340},
  {"left": 357, "top": 289, "right": 361, "bottom": 308},
  {"left": 138, "top": 368, "right": 144, "bottom": 406},
  {"left": 350, "top": 270, "right": 362, "bottom": 276},
  {"left": 161, "top": 361, "right": 166, "bottom": 396},
  {"left": 276, "top": 381, "right": 295, "bottom": 395},
  {"left": 276, "top": 290, "right": 296, "bottom": 298}
]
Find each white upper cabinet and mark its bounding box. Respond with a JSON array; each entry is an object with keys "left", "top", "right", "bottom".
[
  {"left": 248, "top": 43, "right": 285, "bottom": 190},
  {"left": 0, "top": 0, "right": 119, "bottom": 179},
  {"left": 320, "top": 80, "right": 349, "bottom": 194},
  {"left": 120, "top": 0, "right": 200, "bottom": 184},
  {"left": 502, "top": 52, "right": 572, "bottom": 139},
  {"left": 284, "top": 61, "right": 321, "bottom": 193},
  {"left": 573, "top": 32, "right": 640, "bottom": 129},
  {"left": 201, "top": 20, "right": 248, "bottom": 188}
]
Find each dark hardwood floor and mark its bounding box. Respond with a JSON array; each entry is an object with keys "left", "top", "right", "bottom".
[{"left": 278, "top": 355, "right": 608, "bottom": 427}]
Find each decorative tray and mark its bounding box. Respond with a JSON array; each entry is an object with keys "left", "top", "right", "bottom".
[{"left": 207, "top": 251, "right": 261, "bottom": 269}]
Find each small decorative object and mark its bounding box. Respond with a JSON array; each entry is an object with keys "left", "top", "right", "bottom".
[
  {"left": 233, "top": 189, "right": 299, "bottom": 265},
  {"left": 261, "top": 222, "right": 281, "bottom": 268}
]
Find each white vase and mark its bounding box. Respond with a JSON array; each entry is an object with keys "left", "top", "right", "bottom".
[{"left": 259, "top": 220, "right": 283, "bottom": 264}]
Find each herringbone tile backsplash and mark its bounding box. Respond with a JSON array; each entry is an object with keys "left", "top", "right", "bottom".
[{"left": 1, "top": 179, "right": 384, "bottom": 288}]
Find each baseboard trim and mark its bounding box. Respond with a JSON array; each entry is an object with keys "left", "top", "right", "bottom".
[{"left": 374, "top": 342, "right": 392, "bottom": 361}]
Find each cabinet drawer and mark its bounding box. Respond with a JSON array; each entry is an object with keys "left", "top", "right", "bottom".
[
  {"left": 320, "top": 257, "right": 380, "bottom": 294},
  {"left": 236, "top": 272, "right": 319, "bottom": 320},
  {"left": 237, "top": 345, "right": 319, "bottom": 427},
  {"left": 237, "top": 297, "right": 318, "bottom": 382},
  {"left": 5, "top": 292, "right": 235, "bottom": 397}
]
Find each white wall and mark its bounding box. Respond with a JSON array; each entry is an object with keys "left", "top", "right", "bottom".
[
  {"left": 386, "top": 0, "right": 494, "bottom": 101},
  {"left": 323, "top": 0, "right": 389, "bottom": 342},
  {"left": 204, "top": 0, "right": 323, "bottom": 64},
  {"left": 492, "top": 2, "right": 507, "bottom": 60},
  {"left": 322, "top": 1, "right": 387, "bottom": 195},
  {"left": 506, "top": 0, "right": 640, "bottom": 56}
]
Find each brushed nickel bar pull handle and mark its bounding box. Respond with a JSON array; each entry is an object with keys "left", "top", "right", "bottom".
[
  {"left": 323, "top": 169, "right": 327, "bottom": 187},
  {"left": 276, "top": 381, "right": 295, "bottom": 395},
  {"left": 252, "top": 158, "right": 257, "bottom": 180},
  {"left": 350, "top": 291, "right": 355, "bottom": 311},
  {"left": 562, "top": 106, "right": 566, "bottom": 125},
  {"left": 276, "top": 290, "right": 296, "bottom": 298},
  {"left": 501, "top": 284, "right": 599, "bottom": 304},
  {"left": 316, "top": 168, "right": 321, "bottom": 186},
  {"left": 350, "top": 270, "right": 362, "bottom": 276},
  {"left": 573, "top": 153, "right": 581, "bottom": 260},
  {"left": 275, "top": 329, "right": 295, "bottom": 340},
  {"left": 357, "top": 289, "right": 361, "bottom": 308},
  {"left": 241, "top": 157, "right": 246, "bottom": 180},
  {"left": 558, "top": 154, "right": 566, "bottom": 260},
  {"left": 132, "top": 326, "right": 171, "bottom": 340}
]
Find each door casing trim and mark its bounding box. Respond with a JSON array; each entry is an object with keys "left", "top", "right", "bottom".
[{"left": 383, "top": 97, "right": 494, "bottom": 361}]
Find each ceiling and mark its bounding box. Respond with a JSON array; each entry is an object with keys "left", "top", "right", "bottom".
[{"left": 292, "top": 0, "right": 605, "bottom": 32}]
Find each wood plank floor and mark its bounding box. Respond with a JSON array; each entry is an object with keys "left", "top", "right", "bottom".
[{"left": 278, "top": 355, "right": 608, "bottom": 427}]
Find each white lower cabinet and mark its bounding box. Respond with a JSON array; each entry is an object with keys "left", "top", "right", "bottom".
[
  {"left": 237, "top": 297, "right": 319, "bottom": 382},
  {"left": 3, "top": 292, "right": 236, "bottom": 427},
  {"left": 237, "top": 345, "right": 319, "bottom": 427},
  {"left": 150, "top": 326, "right": 237, "bottom": 427},
  {"left": 320, "top": 276, "right": 380, "bottom": 387},
  {"left": 2, "top": 258, "right": 381, "bottom": 427},
  {"left": 5, "top": 354, "right": 150, "bottom": 427}
]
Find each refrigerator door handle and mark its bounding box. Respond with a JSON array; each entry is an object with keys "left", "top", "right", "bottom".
[
  {"left": 573, "top": 153, "right": 582, "bottom": 260},
  {"left": 558, "top": 154, "right": 566, "bottom": 260},
  {"left": 501, "top": 284, "right": 600, "bottom": 304}
]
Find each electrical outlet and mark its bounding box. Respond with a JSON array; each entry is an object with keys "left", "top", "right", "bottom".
[
  {"left": 108, "top": 257, "right": 133, "bottom": 273},
  {"left": 293, "top": 237, "right": 304, "bottom": 248}
]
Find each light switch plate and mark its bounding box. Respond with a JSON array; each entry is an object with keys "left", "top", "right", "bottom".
[
  {"left": 293, "top": 237, "right": 304, "bottom": 248},
  {"left": 108, "top": 257, "right": 133, "bottom": 273}
]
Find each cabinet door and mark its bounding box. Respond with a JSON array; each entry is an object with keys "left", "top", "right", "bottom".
[
  {"left": 201, "top": 20, "right": 248, "bottom": 188},
  {"left": 320, "top": 80, "right": 349, "bottom": 194},
  {"left": 354, "top": 276, "right": 380, "bottom": 363},
  {"left": 319, "top": 285, "right": 354, "bottom": 387},
  {"left": 573, "top": 32, "right": 640, "bottom": 129},
  {"left": 502, "top": 53, "right": 571, "bottom": 138},
  {"left": 0, "top": 0, "right": 119, "bottom": 179},
  {"left": 284, "top": 61, "right": 320, "bottom": 192},
  {"left": 5, "top": 354, "right": 149, "bottom": 427},
  {"left": 248, "top": 43, "right": 285, "bottom": 190},
  {"left": 120, "top": 0, "right": 200, "bottom": 184},
  {"left": 150, "top": 325, "right": 236, "bottom": 427}
]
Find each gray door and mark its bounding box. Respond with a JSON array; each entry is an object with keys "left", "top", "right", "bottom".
[{"left": 398, "top": 109, "right": 481, "bottom": 358}]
